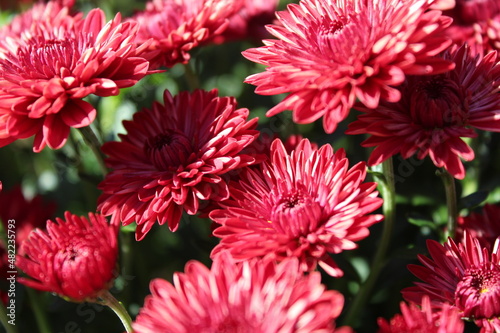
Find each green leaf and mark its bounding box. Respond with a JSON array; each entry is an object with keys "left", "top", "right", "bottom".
[{"left": 460, "top": 191, "right": 489, "bottom": 210}]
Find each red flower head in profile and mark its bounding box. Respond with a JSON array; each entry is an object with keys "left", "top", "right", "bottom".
[
  {"left": 133, "top": 253, "right": 345, "bottom": 333},
  {"left": 16, "top": 212, "right": 118, "bottom": 302},
  {"left": 243, "top": 0, "right": 454, "bottom": 133},
  {"left": 347, "top": 45, "right": 500, "bottom": 179},
  {"left": 210, "top": 138, "right": 383, "bottom": 277},
  {"left": 377, "top": 296, "right": 464, "bottom": 333},
  {"left": 444, "top": 0, "right": 500, "bottom": 57},
  {"left": 131, "top": 0, "right": 244, "bottom": 69},
  {"left": 456, "top": 204, "right": 500, "bottom": 251},
  {"left": 403, "top": 233, "right": 500, "bottom": 332},
  {"left": 98, "top": 89, "right": 259, "bottom": 240},
  {"left": 0, "top": 4, "right": 151, "bottom": 152}
]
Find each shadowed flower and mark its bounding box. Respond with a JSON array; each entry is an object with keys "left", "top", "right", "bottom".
[
  {"left": 97, "top": 89, "right": 259, "bottom": 240},
  {"left": 210, "top": 138, "right": 383, "bottom": 277},
  {"left": 377, "top": 295, "right": 464, "bottom": 332},
  {"left": 211, "top": 0, "right": 279, "bottom": 44},
  {"left": 347, "top": 45, "right": 500, "bottom": 179},
  {"left": 243, "top": 0, "right": 454, "bottom": 133},
  {"left": 403, "top": 233, "right": 500, "bottom": 332},
  {"left": 133, "top": 253, "right": 345, "bottom": 333},
  {"left": 16, "top": 211, "right": 118, "bottom": 302},
  {"left": 0, "top": 5, "right": 151, "bottom": 152},
  {"left": 444, "top": 0, "right": 500, "bottom": 58},
  {"left": 0, "top": 185, "right": 56, "bottom": 254},
  {"left": 456, "top": 203, "right": 500, "bottom": 251},
  {"left": 131, "top": 0, "right": 243, "bottom": 69}
]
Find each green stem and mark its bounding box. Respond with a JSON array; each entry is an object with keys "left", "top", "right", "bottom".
[
  {"left": 99, "top": 290, "right": 133, "bottom": 333},
  {"left": 343, "top": 157, "right": 396, "bottom": 327},
  {"left": 183, "top": 63, "right": 200, "bottom": 91},
  {"left": 26, "top": 288, "right": 52, "bottom": 333},
  {"left": 0, "top": 301, "right": 18, "bottom": 333},
  {"left": 77, "top": 126, "right": 108, "bottom": 176},
  {"left": 438, "top": 169, "right": 458, "bottom": 240}
]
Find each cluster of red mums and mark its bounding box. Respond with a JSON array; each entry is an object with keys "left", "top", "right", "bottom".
[{"left": 0, "top": 0, "right": 500, "bottom": 332}]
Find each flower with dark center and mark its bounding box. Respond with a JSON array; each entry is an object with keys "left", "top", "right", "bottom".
[
  {"left": 16, "top": 212, "right": 118, "bottom": 302},
  {"left": 347, "top": 45, "right": 500, "bottom": 179},
  {"left": 210, "top": 138, "right": 383, "bottom": 277},
  {"left": 0, "top": 4, "right": 151, "bottom": 152},
  {"left": 98, "top": 89, "right": 260, "bottom": 240},
  {"left": 243, "top": 0, "right": 454, "bottom": 133},
  {"left": 403, "top": 233, "right": 500, "bottom": 332}
]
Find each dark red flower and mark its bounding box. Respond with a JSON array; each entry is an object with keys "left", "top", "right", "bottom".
[
  {"left": 456, "top": 204, "right": 500, "bottom": 251},
  {"left": 243, "top": 0, "right": 454, "bottom": 133},
  {"left": 347, "top": 45, "right": 500, "bottom": 179},
  {"left": 98, "top": 89, "right": 259, "bottom": 240},
  {"left": 210, "top": 138, "right": 383, "bottom": 277},
  {"left": 444, "top": 0, "right": 500, "bottom": 57},
  {"left": 377, "top": 296, "right": 464, "bottom": 333},
  {"left": 131, "top": 0, "right": 244, "bottom": 69},
  {"left": 133, "top": 253, "right": 345, "bottom": 332},
  {"left": 16, "top": 211, "right": 118, "bottom": 302},
  {"left": 403, "top": 233, "right": 500, "bottom": 332},
  {"left": 0, "top": 5, "right": 151, "bottom": 152}
]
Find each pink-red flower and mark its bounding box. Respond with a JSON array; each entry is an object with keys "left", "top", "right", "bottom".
[
  {"left": 456, "top": 203, "right": 500, "bottom": 251},
  {"left": 243, "top": 0, "right": 454, "bottom": 133},
  {"left": 97, "top": 89, "right": 259, "bottom": 240},
  {"left": 377, "top": 296, "right": 464, "bottom": 333},
  {"left": 210, "top": 138, "right": 383, "bottom": 277},
  {"left": 403, "top": 233, "right": 500, "bottom": 332},
  {"left": 131, "top": 0, "right": 243, "bottom": 69},
  {"left": 347, "top": 45, "right": 500, "bottom": 179},
  {"left": 16, "top": 211, "right": 118, "bottom": 302},
  {"left": 211, "top": 0, "right": 279, "bottom": 44},
  {"left": 444, "top": 0, "right": 500, "bottom": 58},
  {"left": 133, "top": 253, "right": 345, "bottom": 333},
  {"left": 0, "top": 4, "right": 151, "bottom": 152}
]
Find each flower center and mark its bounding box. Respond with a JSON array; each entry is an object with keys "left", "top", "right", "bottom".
[
  {"left": 6, "top": 36, "right": 85, "bottom": 80},
  {"left": 455, "top": 265, "right": 500, "bottom": 319},
  {"left": 317, "top": 15, "right": 350, "bottom": 54},
  {"left": 410, "top": 76, "right": 468, "bottom": 129},
  {"left": 144, "top": 130, "right": 193, "bottom": 171}
]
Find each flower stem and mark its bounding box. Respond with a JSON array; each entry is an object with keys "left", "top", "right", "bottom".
[
  {"left": 0, "top": 301, "right": 18, "bottom": 333},
  {"left": 77, "top": 126, "right": 108, "bottom": 176},
  {"left": 100, "top": 290, "right": 133, "bottom": 333},
  {"left": 438, "top": 169, "right": 458, "bottom": 240},
  {"left": 343, "top": 157, "right": 396, "bottom": 327},
  {"left": 25, "top": 288, "right": 52, "bottom": 333},
  {"left": 183, "top": 63, "right": 200, "bottom": 91}
]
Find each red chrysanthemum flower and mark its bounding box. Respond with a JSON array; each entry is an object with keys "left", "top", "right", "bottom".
[
  {"left": 347, "top": 45, "right": 500, "bottom": 179},
  {"left": 403, "top": 233, "right": 500, "bottom": 332},
  {"left": 444, "top": 0, "right": 500, "bottom": 57},
  {"left": 243, "top": 0, "right": 454, "bottom": 133},
  {"left": 456, "top": 203, "right": 500, "bottom": 251},
  {"left": 0, "top": 6, "right": 151, "bottom": 152},
  {"left": 211, "top": 0, "right": 279, "bottom": 44},
  {"left": 131, "top": 0, "right": 243, "bottom": 69},
  {"left": 133, "top": 253, "right": 345, "bottom": 333},
  {"left": 210, "top": 138, "right": 383, "bottom": 277},
  {"left": 16, "top": 211, "right": 118, "bottom": 302},
  {"left": 97, "top": 89, "right": 259, "bottom": 240},
  {"left": 377, "top": 295, "right": 464, "bottom": 333}
]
